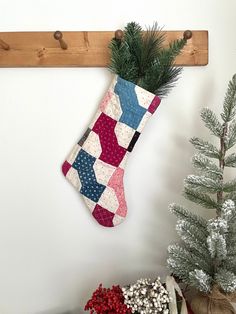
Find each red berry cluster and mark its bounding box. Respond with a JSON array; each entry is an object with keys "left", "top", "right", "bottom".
[{"left": 84, "top": 284, "right": 132, "bottom": 314}]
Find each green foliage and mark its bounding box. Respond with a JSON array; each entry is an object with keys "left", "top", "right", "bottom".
[
  {"left": 190, "top": 137, "right": 220, "bottom": 159},
  {"left": 201, "top": 108, "right": 223, "bottom": 138},
  {"left": 188, "top": 270, "right": 212, "bottom": 293},
  {"left": 184, "top": 187, "right": 219, "bottom": 209},
  {"left": 223, "top": 178, "right": 236, "bottom": 193},
  {"left": 215, "top": 269, "right": 236, "bottom": 293},
  {"left": 225, "top": 120, "right": 236, "bottom": 149},
  {"left": 167, "top": 75, "right": 236, "bottom": 294},
  {"left": 192, "top": 154, "right": 223, "bottom": 179},
  {"left": 109, "top": 22, "right": 187, "bottom": 96},
  {"left": 168, "top": 244, "right": 213, "bottom": 277},
  {"left": 221, "top": 74, "right": 236, "bottom": 123},
  {"left": 224, "top": 153, "right": 236, "bottom": 167},
  {"left": 175, "top": 219, "right": 210, "bottom": 258},
  {"left": 169, "top": 203, "right": 207, "bottom": 228},
  {"left": 184, "top": 175, "right": 222, "bottom": 193}
]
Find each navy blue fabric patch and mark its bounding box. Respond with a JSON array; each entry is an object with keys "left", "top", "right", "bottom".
[{"left": 72, "top": 149, "right": 106, "bottom": 202}]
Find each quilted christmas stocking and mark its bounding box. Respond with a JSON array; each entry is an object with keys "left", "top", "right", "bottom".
[{"left": 62, "top": 75, "right": 161, "bottom": 227}]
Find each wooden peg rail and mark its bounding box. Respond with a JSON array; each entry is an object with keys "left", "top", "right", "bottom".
[{"left": 0, "top": 30, "right": 208, "bottom": 67}]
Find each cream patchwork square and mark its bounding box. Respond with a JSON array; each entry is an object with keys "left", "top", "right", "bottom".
[
  {"left": 93, "top": 159, "right": 116, "bottom": 185},
  {"left": 83, "top": 196, "right": 96, "bottom": 213},
  {"left": 103, "top": 92, "right": 122, "bottom": 121},
  {"left": 136, "top": 111, "right": 152, "bottom": 133},
  {"left": 66, "top": 167, "right": 81, "bottom": 191},
  {"left": 119, "top": 152, "right": 129, "bottom": 169},
  {"left": 135, "top": 86, "right": 155, "bottom": 109},
  {"left": 67, "top": 144, "right": 81, "bottom": 165},
  {"left": 89, "top": 110, "right": 102, "bottom": 129},
  {"left": 98, "top": 187, "right": 119, "bottom": 213},
  {"left": 113, "top": 214, "right": 125, "bottom": 226},
  {"left": 115, "top": 122, "right": 136, "bottom": 148},
  {"left": 82, "top": 131, "right": 102, "bottom": 158}
]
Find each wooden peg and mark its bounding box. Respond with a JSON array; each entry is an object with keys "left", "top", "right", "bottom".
[
  {"left": 0, "top": 38, "right": 10, "bottom": 50},
  {"left": 183, "top": 30, "right": 192, "bottom": 40},
  {"left": 53, "top": 31, "right": 68, "bottom": 50},
  {"left": 115, "top": 29, "right": 124, "bottom": 40}
]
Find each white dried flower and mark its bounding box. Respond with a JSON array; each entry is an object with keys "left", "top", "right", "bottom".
[{"left": 122, "top": 278, "right": 170, "bottom": 314}]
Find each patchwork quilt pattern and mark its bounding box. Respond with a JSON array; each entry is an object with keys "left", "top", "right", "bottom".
[{"left": 62, "top": 75, "right": 161, "bottom": 227}]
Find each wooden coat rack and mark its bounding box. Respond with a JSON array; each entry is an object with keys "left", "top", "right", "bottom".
[{"left": 0, "top": 30, "right": 208, "bottom": 67}]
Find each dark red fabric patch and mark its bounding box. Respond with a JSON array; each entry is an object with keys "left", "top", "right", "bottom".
[
  {"left": 62, "top": 160, "right": 71, "bottom": 176},
  {"left": 92, "top": 112, "right": 127, "bottom": 167},
  {"left": 92, "top": 204, "right": 114, "bottom": 227},
  {"left": 148, "top": 96, "right": 161, "bottom": 114}
]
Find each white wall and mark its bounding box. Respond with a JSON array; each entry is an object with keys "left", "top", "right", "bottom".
[{"left": 0, "top": 0, "right": 236, "bottom": 313}]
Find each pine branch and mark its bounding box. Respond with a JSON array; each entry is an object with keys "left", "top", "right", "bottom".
[
  {"left": 108, "top": 39, "right": 138, "bottom": 82},
  {"left": 164, "top": 38, "right": 187, "bottom": 59},
  {"left": 148, "top": 38, "right": 186, "bottom": 96},
  {"left": 225, "top": 119, "right": 236, "bottom": 150},
  {"left": 109, "top": 23, "right": 142, "bottom": 82},
  {"left": 169, "top": 203, "right": 208, "bottom": 227},
  {"left": 221, "top": 74, "right": 236, "bottom": 123},
  {"left": 201, "top": 108, "right": 223, "bottom": 138},
  {"left": 226, "top": 226, "right": 236, "bottom": 260},
  {"left": 190, "top": 137, "right": 220, "bottom": 159},
  {"left": 215, "top": 269, "right": 236, "bottom": 293},
  {"left": 184, "top": 187, "right": 219, "bottom": 209},
  {"left": 224, "top": 192, "right": 236, "bottom": 203},
  {"left": 141, "top": 61, "right": 182, "bottom": 97},
  {"left": 168, "top": 244, "right": 213, "bottom": 275},
  {"left": 167, "top": 257, "right": 192, "bottom": 284},
  {"left": 184, "top": 175, "right": 222, "bottom": 194},
  {"left": 207, "top": 232, "right": 227, "bottom": 261},
  {"left": 221, "top": 200, "right": 236, "bottom": 222},
  {"left": 225, "top": 153, "right": 236, "bottom": 167},
  {"left": 176, "top": 219, "right": 209, "bottom": 255},
  {"left": 188, "top": 270, "right": 212, "bottom": 293},
  {"left": 192, "top": 154, "right": 222, "bottom": 179},
  {"left": 223, "top": 178, "right": 236, "bottom": 193},
  {"left": 123, "top": 22, "right": 143, "bottom": 80},
  {"left": 139, "top": 22, "right": 165, "bottom": 77}
]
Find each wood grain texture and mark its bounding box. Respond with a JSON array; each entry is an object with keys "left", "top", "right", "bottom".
[{"left": 0, "top": 31, "right": 208, "bottom": 67}]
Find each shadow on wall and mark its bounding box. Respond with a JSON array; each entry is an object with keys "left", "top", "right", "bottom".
[
  {"left": 138, "top": 75, "right": 217, "bottom": 272},
  {"left": 37, "top": 307, "right": 83, "bottom": 314}
]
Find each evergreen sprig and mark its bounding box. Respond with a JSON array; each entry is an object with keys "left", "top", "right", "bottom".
[
  {"left": 192, "top": 154, "right": 223, "bottom": 179},
  {"left": 225, "top": 120, "right": 236, "bottom": 150},
  {"left": 201, "top": 108, "right": 223, "bottom": 138},
  {"left": 169, "top": 203, "right": 207, "bottom": 228},
  {"left": 225, "top": 153, "right": 236, "bottom": 167},
  {"left": 223, "top": 178, "right": 236, "bottom": 193},
  {"left": 184, "top": 175, "right": 222, "bottom": 193},
  {"left": 224, "top": 191, "right": 236, "bottom": 203},
  {"left": 190, "top": 137, "right": 220, "bottom": 159},
  {"left": 221, "top": 74, "right": 236, "bottom": 122},
  {"left": 167, "top": 74, "right": 236, "bottom": 294},
  {"left": 183, "top": 187, "right": 219, "bottom": 209},
  {"left": 109, "top": 22, "right": 187, "bottom": 96}
]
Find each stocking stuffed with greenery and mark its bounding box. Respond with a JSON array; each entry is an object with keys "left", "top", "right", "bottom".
[
  {"left": 62, "top": 22, "right": 187, "bottom": 227},
  {"left": 168, "top": 75, "right": 236, "bottom": 313}
]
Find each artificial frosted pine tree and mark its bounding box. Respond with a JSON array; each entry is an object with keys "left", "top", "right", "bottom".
[{"left": 167, "top": 75, "right": 236, "bottom": 314}]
